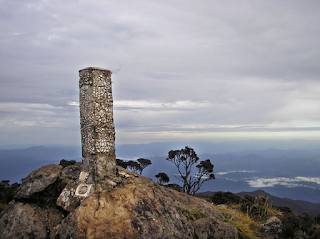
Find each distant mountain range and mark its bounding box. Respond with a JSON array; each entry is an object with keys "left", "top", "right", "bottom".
[
  {"left": 0, "top": 146, "right": 81, "bottom": 183},
  {"left": 0, "top": 141, "right": 319, "bottom": 205}
]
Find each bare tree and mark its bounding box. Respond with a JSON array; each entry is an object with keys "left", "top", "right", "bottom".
[{"left": 166, "top": 146, "right": 215, "bottom": 195}]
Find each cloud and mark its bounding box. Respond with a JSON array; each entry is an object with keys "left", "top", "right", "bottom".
[
  {"left": 247, "top": 177, "right": 320, "bottom": 189},
  {"left": 1, "top": 0, "right": 320, "bottom": 145},
  {"left": 114, "top": 100, "right": 211, "bottom": 110},
  {"left": 216, "top": 170, "right": 257, "bottom": 176}
]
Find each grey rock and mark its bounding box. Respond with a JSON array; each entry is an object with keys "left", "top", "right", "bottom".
[
  {"left": 14, "top": 164, "right": 62, "bottom": 199},
  {"left": 59, "top": 162, "right": 81, "bottom": 187},
  {"left": 193, "top": 217, "right": 239, "bottom": 239},
  {"left": 0, "top": 201, "right": 63, "bottom": 239},
  {"left": 261, "top": 216, "right": 282, "bottom": 238}
]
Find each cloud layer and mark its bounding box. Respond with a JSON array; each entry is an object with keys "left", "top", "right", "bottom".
[
  {"left": 247, "top": 177, "right": 320, "bottom": 189},
  {"left": 1, "top": 0, "right": 320, "bottom": 145}
]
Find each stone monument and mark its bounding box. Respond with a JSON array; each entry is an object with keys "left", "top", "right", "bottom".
[
  {"left": 75, "top": 67, "right": 117, "bottom": 197},
  {"left": 57, "top": 67, "right": 117, "bottom": 209}
]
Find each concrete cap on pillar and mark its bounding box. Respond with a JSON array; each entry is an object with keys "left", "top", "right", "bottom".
[{"left": 79, "top": 67, "right": 112, "bottom": 72}]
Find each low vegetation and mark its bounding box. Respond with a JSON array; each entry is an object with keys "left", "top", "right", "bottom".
[
  {"left": 184, "top": 208, "right": 208, "bottom": 223},
  {"left": 203, "top": 191, "right": 320, "bottom": 239},
  {"left": 59, "top": 159, "right": 77, "bottom": 168},
  {"left": 0, "top": 180, "right": 20, "bottom": 213}
]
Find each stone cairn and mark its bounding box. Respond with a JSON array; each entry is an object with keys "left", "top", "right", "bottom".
[{"left": 57, "top": 67, "right": 117, "bottom": 209}]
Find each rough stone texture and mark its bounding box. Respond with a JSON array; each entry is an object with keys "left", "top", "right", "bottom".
[
  {"left": 54, "top": 167, "right": 238, "bottom": 239},
  {"left": 79, "top": 67, "right": 116, "bottom": 184},
  {"left": 59, "top": 162, "right": 82, "bottom": 187},
  {"left": 14, "top": 164, "right": 62, "bottom": 199},
  {"left": 56, "top": 163, "right": 83, "bottom": 211},
  {"left": 193, "top": 217, "right": 239, "bottom": 239},
  {"left": 0, "top": 165, "right": 240, "bottom": 239},
  {"left": 261, "top": 216, "right": 282, "bottom": 238},
  {"left": 0, "top": 201, "right": 64, "bottom": 239}
]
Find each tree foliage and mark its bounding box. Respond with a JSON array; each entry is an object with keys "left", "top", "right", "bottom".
[
  {"left": 0, "top": 180, "right": 21, "bottom": 213},
  {"left": 116, "top": 158, "right": 128, "bottom": 169},
  {"left": 137, "top": 158, "right": 152, "bottom": 174},
  {"left": 155, "top": 172, "right": 170, "bottom": 185},
  {"left": 116, "top": 158, "right": 152, "bottom": 175},
  {"left": 126, "top": 160, "right": 141, "bottom": 174},
  {"left": 166, "top": 146, "right": 215, "bottom": 195},
  {"left": 59, "top": 159, "right": 77, "bottom": 168},
  {"left": 210, "top": 191, "right": 242, "bottom": 205}
]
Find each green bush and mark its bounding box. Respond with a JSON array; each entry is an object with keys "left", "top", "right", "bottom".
[
  {"left": 164, "top": 183, "right": 183, "bottom": 192},
  {"left": 0, "top": 180, "right": 21, "bottom": 213},
  {"left": 184, "top": 209, "right": 208, "bottom": 222},
  {"left": 210, "top": 191, "right": 242, "bottom": 205}
]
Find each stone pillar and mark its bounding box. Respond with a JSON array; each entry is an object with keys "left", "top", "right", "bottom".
[{"left": 78, "top": 67, "right": 116, "bottom": 192}]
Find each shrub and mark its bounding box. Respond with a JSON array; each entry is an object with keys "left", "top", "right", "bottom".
[
  {"left": 164, "top": 183, "right": 183, "bottom": 192},
  {"left": 59, "top": 159, "right": 76, "bottom": 168},
  {"left": 240, "top": 195, "right": 275, "bottom": 221},
  {"left": 211, "top": 191, "right": 242, "bottom": 205},
  {"left": 281, "top": 212, "right": 301, "bottom": 238},
  {"left": 309, "top": 224, "right": 320, "bottom": 239},
  {"left": 184, "top": 209, "right": 208, "bottom": 222}
]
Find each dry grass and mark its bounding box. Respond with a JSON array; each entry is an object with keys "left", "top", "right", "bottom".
[{"left": 213, "top": 204, "right": 261, "bottom": 239}]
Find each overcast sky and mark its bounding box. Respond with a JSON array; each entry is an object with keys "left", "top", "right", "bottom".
[{"left": 1, "top": 0, "right": 320, "bottom": 146}]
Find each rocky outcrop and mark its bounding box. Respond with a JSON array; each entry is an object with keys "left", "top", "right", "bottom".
[
  {"left": 14, "top": 164, "right": 62, "bottom": 199},
  {"left": 193, "top": 217, "right": 239, "bottom": 239},
  {"left": 261, "top": 216, "right": 282, "bottom": 239},
  {"left": 0, "top": 163, "right": 240, "bottom": 239},
  {"left": 0, "top": 201, "right": 64, "bottom": 238}
]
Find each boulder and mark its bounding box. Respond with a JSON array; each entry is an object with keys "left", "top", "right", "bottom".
[
  {"left": 0, "top": 201, "right": 64, "bottom": 239},
  {"left": 59, "top": 162, "right": 81, "bottom": 187},
  {"left": 261, "top": 216, "right": 282, "bottom": 238},
  {"left": 193, "top": 217, "right": 239, "bottom": 239},
  {"left": 14, "top": 164, "right": 62, "bottom": 199},
  {"left": 53, "top": 168, "right": 238, "bottom": 239}
]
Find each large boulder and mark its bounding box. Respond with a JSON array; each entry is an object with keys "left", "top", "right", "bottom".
[
  {"left": 1, "top": 164, "right": 240, "bottom": 239},
  {"left": 53, "top": 168, "right": 238, "bottom": 239},
  {"left": 14, "top": 164, "right": 63, "bottom": 199},
  {"left": 193, "top": 217, "right": 239, "bottom": 239},
  {"left": 0, "top": 201, "right": 64, "bottom": 239},
  {"left": 59, "top": 162, "right": 81, "bottom": 187}
]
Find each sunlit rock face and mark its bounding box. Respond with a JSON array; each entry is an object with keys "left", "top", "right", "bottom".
[{"left": 0, "top": 164, "right": 241, "bottom": 239}]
